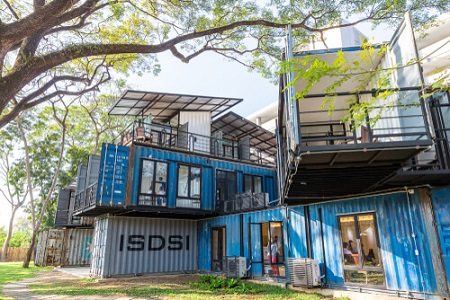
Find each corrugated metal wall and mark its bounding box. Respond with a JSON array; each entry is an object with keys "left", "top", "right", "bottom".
[
  {"left": 55, "top": 188, "right": 71, "bottom": 226},
  {"left": 91, "top": 217, "right": 109, "bottom": 277},
  {"left": 92, "top": 216, "right": 198, "bottom": 278},
  {"left": 76, "top": 165, "right": 87, "bottom": 194},
  {"left": 179, "top": 111, "right": 211, "bottom": 138},
  {"left": 35, "top": 230, "right": 48, "bottom": 266},
  {"left": 62, "top": 228, "right": 94, "bottom": 266},
  {"left": 198, "top": 207, "right": 287, "bottom": 276},
  {"left": 179, "top": 111, "right": 211, "bottom": 152},
  {"left": 34, "top": 229, "right": 65, "bottom": 266},
  {"left": 303, "top": 191, "right": 436, "bottom": 293},
  {"left": 86, "top": 155, "right": 101, "bottom": 186},
  {"left": 97, "top": 143, "right": 130, "bottom": 205},
  {"left": 199, "top": 189, "right": 442, "bottom": 295},
  {"left": 131, "top": 146, "right": 277, "bottom": 210},
  {"left": 35, "top": 228, "right": 94, "bottom": 267},
  {"left": 431, "top": 187, "right": 450, "bottom": 289}
]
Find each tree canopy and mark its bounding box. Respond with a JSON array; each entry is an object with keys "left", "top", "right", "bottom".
[{"left": 1, "top": 0, "right": 449, "bottom": 128}]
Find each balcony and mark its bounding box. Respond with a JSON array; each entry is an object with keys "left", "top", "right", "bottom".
[
  {"left": 280, "top": 87, "right": 434, "bottom": 202},
  {"left": 383, "top": 92, "right": 450, "bottom": 186},
  {"left": 107, "top": 91, "right": 276, "bottom": 166},
  {"left": 114, "top": 117, "right": 276, "bottom": 166}
]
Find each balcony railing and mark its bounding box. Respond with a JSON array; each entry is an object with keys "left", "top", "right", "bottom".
[
  {"left": 296, "top": 88, "right": 431, "bottom": 150},
  {"left": 73, "top": 182, "right": 97, "bottom": 212},
  {"left": 218, "top": 192, "right": 270, "bottom": 214},
  {"left": 113, "top": 120, "right": 275, "bottom": 165}
]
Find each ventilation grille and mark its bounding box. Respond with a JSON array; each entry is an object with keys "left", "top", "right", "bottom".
[
  {"left": 224, "top": 256, "right": 247, "bottom": 278},
  {"left": 288, "top": 258, "right": 321, "bottom": 287}
]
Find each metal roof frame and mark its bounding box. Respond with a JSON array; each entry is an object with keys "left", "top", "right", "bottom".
[
  {"left": 211, "top": 111, "right": 277, "bottom": 160},
  {"left": 108, "top": 90, "right": 243, "bottom": 123}
]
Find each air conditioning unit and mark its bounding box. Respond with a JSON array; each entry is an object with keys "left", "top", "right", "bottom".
[
  {"left": 224, "top": 256, "right": 247, "bottom": 278},
  {"left": 288, "top": 258, "right": 321, "bottom": 287},
  {"left": 252, "top": 193, "right": 268, "bottom": 209}
]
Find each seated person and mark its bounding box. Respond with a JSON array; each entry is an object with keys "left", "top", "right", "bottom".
[{"left": 343, "top": 242, "right": 355, "bottom": 264}]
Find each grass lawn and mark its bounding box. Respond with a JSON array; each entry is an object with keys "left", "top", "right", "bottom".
[
  {"left": 0, "top": 262, "right": 53, "bottom": 300},
  {"left": 0, "top": 262, "right": 52, "bottom": 286},
  {"left": 29, "top": 274, "right": 332, "bottom": 300}
]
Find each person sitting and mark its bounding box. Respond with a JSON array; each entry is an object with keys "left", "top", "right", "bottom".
[
  {"left": 343, "top": 242, "right": 355, "bottom": 264},
  {"left": 366, "top": 248, "right": 375, "bottom": 265}
]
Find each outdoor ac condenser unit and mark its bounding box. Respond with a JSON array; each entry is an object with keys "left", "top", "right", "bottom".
[
  {"left": 288, "top": 258, "right": 321, "bottom": 287},
  {"left": 252, "top": 192, "right": 269, "bottom": 208},
  {"left": 224, "top": 256, "right": 247, "bottom": 278}
]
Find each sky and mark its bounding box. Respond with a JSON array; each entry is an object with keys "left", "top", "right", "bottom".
[
  {"left": 0, "top": 22, "right": 391, "bottom": 230},
  {"left": 126, "top": 52, "right": 279, "bottom": 117}
]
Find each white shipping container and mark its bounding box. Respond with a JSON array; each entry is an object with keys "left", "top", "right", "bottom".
[{"left": 91, "top": 216, "right": 198, "bottom": 278}]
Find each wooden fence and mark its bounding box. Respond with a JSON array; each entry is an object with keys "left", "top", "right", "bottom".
[{"left": 0, "top": 248, "right": 34, "bottom": 262}]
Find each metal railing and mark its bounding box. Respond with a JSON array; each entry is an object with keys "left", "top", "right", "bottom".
[
  {"left": 113, "top": 120, "right": 275, "bottom": 165},
  {"left": 296, "top": 89, "right": 431, "bottom": 148},
  {"left": 73, "top": 182, "right": 98, "bottom": 212},
  {"left": 219, "top": 192, "right": 268, "bottom": 214}
]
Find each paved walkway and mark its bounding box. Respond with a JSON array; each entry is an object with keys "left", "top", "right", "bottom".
[{"left": 1, "top": 269, "right": 152, "bottom": 300}]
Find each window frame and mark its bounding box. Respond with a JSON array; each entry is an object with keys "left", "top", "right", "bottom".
[
  {"left": 211, "top": 226, "right": 226, "bottom": 272},
  {"left": 138, "top": 159, "right": 168, "bottom": 207},
  {"left": 176, "top": 164, "right": 202, "bottom": 208},
  {"left": 262, "top": 221, "right": 286, "bottom": 278},
  {"left": 338, "top": 212, "right": 385, "bottom": 286},
  {"left": 216, "top": 169, "right": 238, "bottom": 210},
  {"left": 243, "top": 174, "right": 263, "bottom": 194}
]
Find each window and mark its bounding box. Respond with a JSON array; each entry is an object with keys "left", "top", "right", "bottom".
[
  {"left": 211, "top": 227, "right": 226, "bottom": 271},
  {"left": 177, "top": 165, "right": 201, "bottom": 208},
  {"left": 139, "top": 160, "right": 168, "bottom": 206},
  {"left": 216, "top": 170, "right": 237, "bottom": 212},
  {"left": 262, "top": 221, "right": 285, "bottom": 277},
  {"left": 339, "top": 213, "right": 384, "bottom": 286},
  {"left": 243, "top": 174, "right": 262, "bottom": 194}
]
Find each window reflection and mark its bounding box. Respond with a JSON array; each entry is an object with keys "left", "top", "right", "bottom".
[
  {"left": 139, "top": 160, "right": 167, "bottom": 207},
  {"left": 339, "top": 213, "right": 384, "bottom": 286},
  {"left": 177, "top": 165, "right": 202, "bottom": 208}
]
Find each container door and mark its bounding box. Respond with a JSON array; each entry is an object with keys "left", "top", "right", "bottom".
[
  {"left": 55, "top": 189, "right": 70, "bottom": 226},
  {"left": 97, "top": 143, "right": 130, "bottom": 206},
  {"left": 432, "top": 189, "right": 450, "bottom": 288}
]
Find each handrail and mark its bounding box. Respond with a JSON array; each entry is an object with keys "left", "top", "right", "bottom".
[
  {"left": 219, "top": 192, "right": 269, "bottom": 214},
  {"left": 112, "top": 120, "right": 276, "bottom": 166},
  {"left": 296, "top": 91, "right": 430, "bottom": 147},
  {"left": 73, "top": 182, "right": 98, "bottom": 212}
]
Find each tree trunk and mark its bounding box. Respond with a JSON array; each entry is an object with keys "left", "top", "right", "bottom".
[
  {"left": 1, "top": 206, "right": 18, "bottom": 262},
  {"left": 22, "top": 230, "right": 37, "bottom": 268}
]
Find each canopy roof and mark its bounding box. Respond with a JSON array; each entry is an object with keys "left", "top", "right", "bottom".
[
  {"left": 109, "top": 90, "right": 242, "bottom": 123},
  {"left": 212, "top": 111, "right": 277, "bottom": 161}
]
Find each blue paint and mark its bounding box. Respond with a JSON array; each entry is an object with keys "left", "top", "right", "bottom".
[
  {"left": 432, "top": 187, "right": 450, "bottom": 288},
  {"left": 81, "top": 236, "right": 93, "bottom": 260},
  {"left": 198, "top": 208, "right": 287, "bottom": 277},
  {"left": 97, "top": 143, "right": 130, "bottom": 205},
  {"left": 199, "top": 190, "right": 440, "bottom": 294},
  {"left": 130, "top": 146, "right": 277, "bottom": 209}
]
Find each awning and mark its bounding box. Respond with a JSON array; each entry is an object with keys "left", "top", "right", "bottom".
[
  {"left": 108, "top": 90, "right": 242, "bottom": 123},
  {"left": 211, "top": 111, "right": 277, "bottom": 161}
]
